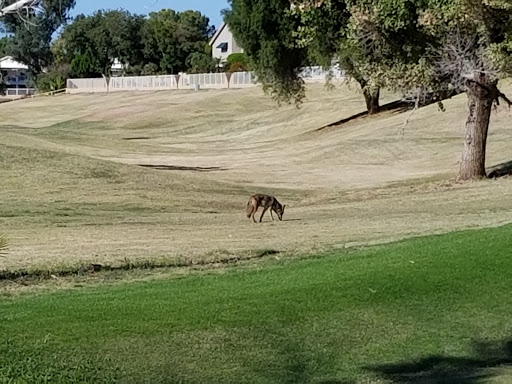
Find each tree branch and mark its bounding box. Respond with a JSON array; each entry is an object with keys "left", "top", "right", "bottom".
[
  {"left": 397, "top": 96, "right": 419, "bottom": 137},
  {"left": 497, "top": 89, "right": 512, "bottom": 107}
]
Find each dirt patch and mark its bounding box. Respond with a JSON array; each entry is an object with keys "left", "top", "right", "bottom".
[{"left": 138, "top": 164, "right": 227, "bottom": 172}]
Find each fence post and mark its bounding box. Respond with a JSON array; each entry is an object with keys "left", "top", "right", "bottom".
[
  {"left": 102, "top": 75, "right": 111, "bottom": 93},
  {"left": 226, "top": 72, "right": 232, "bottom": 89}
]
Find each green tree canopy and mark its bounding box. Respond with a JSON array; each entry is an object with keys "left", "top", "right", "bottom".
[
  {"left": 142, "top": 9, "right": 214, "bottom": 74},
  {"left": 60, "top": 10, "right": 143, "bottom": 78},
  {"left": 2, "top": 0, "right": 76, "bottom": 73},
  {"left": 226, "top": 0, "right": 385, "bottom": 112},
  {"left": 224, "top": 0, "right": 310, "bottom": 104},
  {"left": 0, "top": 36, "right": 11, "bottom": 57},
  {"left": 187, "top": 51, "right": 218, "bottom": 74}
]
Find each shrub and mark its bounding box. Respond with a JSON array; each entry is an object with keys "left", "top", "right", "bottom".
[
  {"left": 225, "top": 53, "right": 250, "bottom": 72},
  {"left": 36, "top": 64, "right": 72, "bottom": 93}
]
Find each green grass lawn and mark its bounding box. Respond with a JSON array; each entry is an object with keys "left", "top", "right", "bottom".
[{"left": 2, "top": 225, "right": 512, "bottom": 383}]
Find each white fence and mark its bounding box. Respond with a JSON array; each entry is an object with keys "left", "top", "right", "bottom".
[
  {"left": 66, "top": 66, "right": 345, "bottom": 94},
  {"left": 110, "top": 75, "right": 179, "bottom": 91},
  {"left": 67, "top": 78, "right": 109, "bottom": 93},
  {"left": 3, "top": 87, "right": 36, "bottom": 96}
]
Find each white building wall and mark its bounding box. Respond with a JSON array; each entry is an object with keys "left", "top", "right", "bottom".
[{"left": 211, "top": 25, "right": 244, "bottom": 62}]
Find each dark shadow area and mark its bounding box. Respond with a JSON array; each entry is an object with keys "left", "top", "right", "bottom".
[
  {"left": 138, "top": 164, "right": 226, "bottom": 172},
  {"left": 123, "top": 136, "right": 152, "bottom": 140},
  {"left": 487, "top": 160, "right": 512, "bottom": 179},
  {"left": 245, "top": 334, "right": 356, "bottom": 384},
  {"left": 251, "top": 249, "right": 280, "bottom": 258},
  {"left": 283, "top": 218, "right": 302, "bottom": 222},
  {"left": 315, "top": 100, "right": 412, "bottom": 132},
  {"left": 315, "top": 90, "right": 461, "bottom": 133},
  {"left": 367, "top": 338, "right": 512, "bottom": 384},
  {"left": 316, "top": 381, "right": 351, "bottom": 384},
  {"left": 0, "top": 249, "right": 283, "bottom": 283}
]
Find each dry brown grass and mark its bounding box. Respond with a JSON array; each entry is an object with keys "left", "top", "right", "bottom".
[{"left": 1, "top": 81, "right": 512, "bottom": 272}]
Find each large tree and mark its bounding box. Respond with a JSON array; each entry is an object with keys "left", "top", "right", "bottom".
[
  {"left": 2, "top": 0, "right": 75, "bottom": 73},
  {"left": 238, "top": 0, "right": 512, "bottom": 180},
  {"left": 290, "top": 0, "right": 384, "bottom": 113},
  {"left": 342, "top": 0, "right": 512, "bottom": 179},
  {"left": 225, "top": 0, "right": 384, "bottom": 113},
  {"left": 142, "top": 9, "right": 214, "bottom": 74},
  {"left": 224, "top": 0, "right": 310, "bottom": 104}
]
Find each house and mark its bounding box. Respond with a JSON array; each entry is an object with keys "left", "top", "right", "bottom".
[
  {"left": 0, "top": 56, "right": 31, "bottom": 95},
  {"left": 209, "top": 23, "right": 243, "bottom": 63},
  {"left": 111, "top": 58, "right": 125, "bottom": 77}
]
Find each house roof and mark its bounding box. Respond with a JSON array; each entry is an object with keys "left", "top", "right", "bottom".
[
  {"left": 0, "top": 56, "right": 28, "bottom": 70},
  {"left": 209, "top": 22, "right": 227, "bottom": 46}
]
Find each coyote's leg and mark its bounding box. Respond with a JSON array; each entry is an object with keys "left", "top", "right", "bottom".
[
  {"left": 252, "top": 206, "right": 258, "bottom": 223},
  {"left": 270, "top": 210, "right": 275, "bottom": 221},
  {"left": 259, "top": 207, "right": 269, "bottom": 222}
]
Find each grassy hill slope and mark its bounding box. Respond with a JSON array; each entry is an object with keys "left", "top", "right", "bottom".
[{"left": 1, "top": 82, "right": 512, "bottom": 271}]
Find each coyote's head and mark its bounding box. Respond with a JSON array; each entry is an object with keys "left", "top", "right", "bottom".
[{"left": 275, "top": 204, "right": 286, "bottom": 221}]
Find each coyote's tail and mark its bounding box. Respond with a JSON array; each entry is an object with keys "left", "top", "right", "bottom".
[{"left": 246, "top": 198, "right": 253, "bottom": 218}]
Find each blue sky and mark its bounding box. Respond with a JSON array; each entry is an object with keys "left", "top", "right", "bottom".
[{"left": 72, "top": 0, "right": 230, "bottom": 28}]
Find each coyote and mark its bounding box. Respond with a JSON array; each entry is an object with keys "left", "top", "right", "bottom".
[{"left": 246, "top": 194, "right": 286, "bottom": 223}]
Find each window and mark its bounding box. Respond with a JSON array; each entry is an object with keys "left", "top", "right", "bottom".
[{"left": 217, "top": 42, "right": 228, "bottom": 53}]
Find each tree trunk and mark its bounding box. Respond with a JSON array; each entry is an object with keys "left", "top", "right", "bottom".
[
  {"left": 363, "top": 87, "right": 380, "bottom": 115},
  {"left": 458, "top": 74, "right": 497, "bottom": 180},
  {"left": 358, "top": 77, "right": 380, "bottom": 114}
]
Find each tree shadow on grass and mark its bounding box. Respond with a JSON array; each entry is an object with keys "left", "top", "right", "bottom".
[
  {"left": 487, "top": 160, "right": 512, "bottom": 179},
  {"left": 367, "top": 338, "right": 512, "bottom": 384},
  {"left": 315, "top": 100, "right": 411, "bottom": 132},
  {"left": 314, "top": 90, "right": 461, "bottom": 133},
  {"left": 245, "top": 332, "right": 356, "bottom": 384}
]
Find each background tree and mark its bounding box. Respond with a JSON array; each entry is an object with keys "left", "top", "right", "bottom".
[
  {"left": 2, "top": 0, "right": 76, "bottom": 73},
  {"left": 31, "top": 34, "right": 73, "bottom": 93},
  {"left": 141, "top": 62, "right": 161, "bottom": 76},
  {"left": 0, "top": 36, "right": 11, "bottom": 57},
  {"left": 224, "top": 0, "right": 310, "bottom": 104},
  {"left": 142, "top": 9, "right": 214, "bottom": 74},
  {"left": 61, "top": 10, "right": 143, "bottom": 78},
  {"left": 187, "top": 51, "right": 218, "bottom": 74}
]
